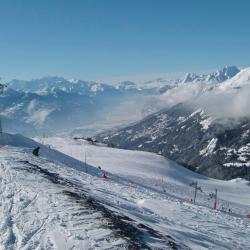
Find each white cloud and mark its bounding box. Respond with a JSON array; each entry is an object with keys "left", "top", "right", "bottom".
[
  {"left": 0, "top": 103, "right": 24, "bottom": 118},
  {"left": 27, "top": 100, "right": 37, "bottom": 114},
  {"left": 25, "top": 108, "right": 54, "bottom": 126},
  {"left": 149, "top": 78, "right": 250, "bottom": 124},
  {"left": 160, "top": 83, "right": 202, "bottom": 107},
  {"left": 192, "top": 86, "right": 250, "bottom": 120}
]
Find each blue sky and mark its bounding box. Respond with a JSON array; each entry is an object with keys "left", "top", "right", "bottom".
[{"left": 0, "top": 0, "right": 249, "bottom": 81}]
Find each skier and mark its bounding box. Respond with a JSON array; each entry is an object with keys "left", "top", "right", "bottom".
[
  {"left": 102, "top": 171, "right": 108, "bottom": 179},
  {"left": 98, "top": 166, "right": 108, "bottom": 179},
  {"left": 32, "top": 146, "right": 40, "bottom": 156}
]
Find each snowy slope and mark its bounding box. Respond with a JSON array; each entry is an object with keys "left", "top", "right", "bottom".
[
  {"left": 1, "top": 134, "right": 187, "bottom": 249},
  {"left": 0, "top": 150, "right": 127, "bottom": 250},
  {"left": 98, "top": 65, "right": 250, "bottom": 180},
  {"left": 34, "top": 136, "right": 250, "bottom": 250},
  {"left": 97, "top": 102, "right": 250, "bottom": 180},
  {"left": 0, "top": 133, "right": 250, "bottom": 249},
  {"left": 219, "top": 67, "right": 250, "bottom": 91}
]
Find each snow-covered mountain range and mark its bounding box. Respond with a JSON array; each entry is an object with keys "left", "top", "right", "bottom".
[
  {"left": 182, "top": 66, "right": 240, "bottom": 84},
  {"left": 2, "top": 65, "right": 250, "bottom": 180},
  {"left": 0, "top": 66, "right": 241, "bottom": 136},
  {"left": 97, "top": 66, "right": 250, "bottom": 180},
  {"left": 0, "top": 77, "right": 145, "bottom": 136}
]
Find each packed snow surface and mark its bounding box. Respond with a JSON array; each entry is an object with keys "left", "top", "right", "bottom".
[{"left": 0, "top": 133, "right": 250, "bottom": 249}]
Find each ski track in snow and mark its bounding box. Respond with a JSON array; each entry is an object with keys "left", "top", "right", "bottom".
[
  {"left": 38, "top": 137, "right": 250, "bottom": 250},
  {"left": 0, "top": 154, "right": 127, "bottom": 249},
  {"left": 0, "top": 135, "right": 250, "bottom": 250},
  {"left": 0, "top": 147, "right": 181, "bottom": 250}
]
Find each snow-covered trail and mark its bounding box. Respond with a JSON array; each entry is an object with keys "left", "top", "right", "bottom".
[
  {"left": 36, "top": 136, "right": 250, "bottom": 250},
  {"left": 0, "top": 151, "right": 130, "bottom": 249},
  {"left": 40, "top": 137, "right": 250, "bottom": 208},
  {"left": 0, "top": 146, "right": 184, "bottom": 250},
  {"left": 0, "top": 133, "right": 250, "bottom": 249},
  {"left": 34, "top": 137, "right": 250, "bottom": 249}
]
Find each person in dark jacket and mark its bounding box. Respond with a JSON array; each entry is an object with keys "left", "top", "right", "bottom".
[{"left": 32, "top": 146, "right": 40, "bottom": 156}]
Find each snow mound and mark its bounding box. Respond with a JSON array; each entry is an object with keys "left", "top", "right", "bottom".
[{"left": 219, "top": 67, "right": 250, "bottom": 91}]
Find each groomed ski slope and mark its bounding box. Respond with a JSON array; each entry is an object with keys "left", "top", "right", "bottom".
[
  {"left": 0, "top": 133, "right": 186, "bottom": 250},
  {"left": 0, "top": 133, "right": 249, "bottom": 250},
  {"left": 38, "top": 137, "right": 250, "bottom": 249}
]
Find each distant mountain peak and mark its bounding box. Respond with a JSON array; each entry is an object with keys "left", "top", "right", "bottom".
[
  {"left": 213, "top": 66, "right": 240, "bottom": 82},
  {"left": 182, "top": 73, "right": 199, "bottom": 83},
  {"left": 68, "top": 78, "right": 80, "bottom": 84},
  {"left": 219, "top": 66, "right": 250, "bottom": 90},
  {"left": 182, "top": 66, "right": 240, "bottom": 84}
]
